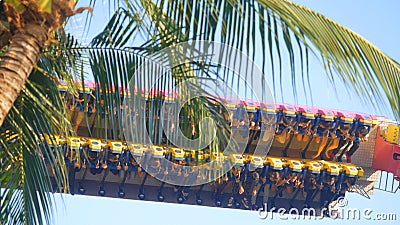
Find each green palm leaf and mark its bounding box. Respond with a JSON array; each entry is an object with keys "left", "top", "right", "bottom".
[
  {"left": 104, "top": 0, "right": 399, "bottom": 120},
  {"left": 0, "top": 76, "right": 70, "bottom": 225},
  {"left": 0, "top": 28, "right": 80, "bottom": 224}
]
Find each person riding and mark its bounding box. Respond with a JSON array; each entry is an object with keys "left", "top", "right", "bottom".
[
  {"left": 296, "top": 118, "right": 313, "bottom": 142},
  {"left": 251, "top": 168, "right": 275, "bottom": 210},
  {"left": 73, "top": 93, "right": 86, "bottom": 133},
  {"left": 226, "top": 166, "right": 242, "bottom": 207},
  {"left": 327, "top": 123, "right": 352, "bottom": 161},
  {"left": 319, "top": 175, "right": 336, "bottom": 209},
  {"left": 303, "top": 172, "right": 318, "bottom": 208},
  {"left": 232, "top": 102, "right": 247, "bottom": 128},
  {"left": 238, "top": 164, "right": 259, "bottom": 209},
  {"left": 344, "top": 125, "right": 370, "bottom": 163}
]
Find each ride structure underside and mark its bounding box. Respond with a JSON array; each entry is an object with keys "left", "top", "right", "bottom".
[{"left": 39, "top": 82, "right": 400, "bottom": 214}]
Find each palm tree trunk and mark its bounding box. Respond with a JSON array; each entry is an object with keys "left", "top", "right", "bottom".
[{"left": 0, "top": 23, "right": 48, "bottom": 126}]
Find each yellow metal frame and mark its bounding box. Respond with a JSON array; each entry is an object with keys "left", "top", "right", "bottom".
[
  {"left": 359, "top": 118, "right": 373, "bottom": 124},
  {"left": 321, "top": 115, "right": 335, "bottom": 121},
  {"left": 79, "top": 137, "right": 89, "bottom": 147},
  {"left": 340, "top": 117, "right": 354, "bottom": 122},
  {"left": 385, "top": 124, "right": 399, "bottom": 144},
  {"left": 210, "top": 151, "right": 225, "bottom": 162},
  {"left": 170, "top": 147, "right": 185, "bottom": 160},
  {"left": 249, "top": 155, "right": 264, "bottom": 168},
  {"left": 130, "top": 143, "right": 146, "bottom": 156},
  {"left": 88, "top": 138, "right": 102, "bottom": 151},
  {"left": 151, "top": 145, "right": 166, "bottom": 158},
  {"left": 108, "top": 140, "right": 123, "bottom": 153},
  {"left": 302, "top": 160, "right": 323, "bottom": 174},
  {"left": 282, "top": 158, "right": 303, "bottom": 172},
  {"left": 356, "top": 166, "right": 364, "bottom": 178},
  {"left": 372, "top": 118, "right": 378, "bottom": 127},
  {"left": 339, "top": 163, "right": 359, "bottom": 177},
  {"left": 68, "top": 137, "right": 81, "bottom": 149},
  {"left": 196, "top": 150, "right": 205, "bottom": 162},
  {"left": 321, "top": 161, "right": 341, "bottom": 175},
  {"left": 263, "top": 108, "right": 278, "bottom": 113},
  {"left": 225, "top": 104, "right": 237, "bottom": 109},
  {"left": 244, "top": 103, "right": 257, "bottom": 111},
  {"left": 282, "top": 110, "right": 296, "bottom": 115},
  {"left": 264, "top": 156, "right": 283, "bottom": 170},
  {"left": 231, "top": 154, "right": 245, "bottom": 166},
  {"left": 44, "top": 134, "right": 60, "bottom": 147},
  {"left": 340, "top": 163, "right": 363, "bottom": 178},
  {"left": 302, "top": 112, "right": 315, "bottom": 118},
  {"left": 58, "top": 135, "right": 67, "bottom": 145}
]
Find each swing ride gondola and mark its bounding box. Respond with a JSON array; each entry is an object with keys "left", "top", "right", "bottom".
[{"left": 33, "top": 79, "right": 400, "bottom": 215}]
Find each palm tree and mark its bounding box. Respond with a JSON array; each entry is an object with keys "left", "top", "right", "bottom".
[
  {"left": 0, "top": 0, "right": 85, "bottom": 126},
  {"left": 0, "top": 1, "right": 87, "bottom": 224},
  {"left": 1, "top": 0, "right": 399, "bottom": 224}
]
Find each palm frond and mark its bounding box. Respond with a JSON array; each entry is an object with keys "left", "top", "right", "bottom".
[
  {"left": 108, "top": 0, "right": 399, "bottom": 120},
  {"left": 0, "top": 28, "right": 81, "bottom": 224},
  {"left": 258, "top": 0, "right": 399, "bottom": 119},
  {"left": 0, "top": 72, "right": 70, "bottom": 225}
]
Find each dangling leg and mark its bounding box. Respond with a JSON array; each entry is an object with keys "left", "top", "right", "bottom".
[
  {"left": 326, "top": 137, "right": 347, "bottom": 160},
  {"left": 251, "top": 182, "right": 262, "bottom": 209},
  {"left": 345, "top": 138, "right": 360, "bottom": 163},
  {"left": 338, "top": 141, "right": 352, "bottom": 162},
  {"left": 323, "top": 138, "right": 340, "bottom": 159},
  {"left": 313, "top": 135, "right": 329, "bottom": 159}
]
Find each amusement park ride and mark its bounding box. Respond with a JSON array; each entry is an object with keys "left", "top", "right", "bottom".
[{"left": 41, "top": 80, "right": 400, "bottom": 214}]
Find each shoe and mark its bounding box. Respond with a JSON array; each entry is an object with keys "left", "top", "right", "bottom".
[
  {"left": 227, "top": 197, "right": 234, "bottom": 207},
  {"left": 242, "top": 198, "right": 250, "bottom": 209},
  {"left": 346, "top": 152, "right": 352, "bottom": 163}
]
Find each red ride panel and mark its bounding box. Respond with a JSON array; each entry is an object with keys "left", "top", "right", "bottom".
[{"left": 372, "top": 127, "right": 400, "bottom": 180}]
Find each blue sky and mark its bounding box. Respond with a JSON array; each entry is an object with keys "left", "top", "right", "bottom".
[
  {"left": 55, "top": 1, "right": 400, "bottom": 224},
  {"left": 54, "top": 187, "right": 400, "bottom": 225},
  {"left": 289, "top": 0, "right": 400, "bottom": 120}
]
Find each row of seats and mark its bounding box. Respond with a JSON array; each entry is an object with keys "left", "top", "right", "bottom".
[
  {"left": 235, "top": 103, "right": 378, "bottom": 162},
  {"left": 40, "top": 134, "right": 364, "bottom": 178},
  {"left": 61, "top": 85, "right": 377, "bottom": 164},
  {"left": 40, "top": 133, "right": 364, "bottom": 211}
]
